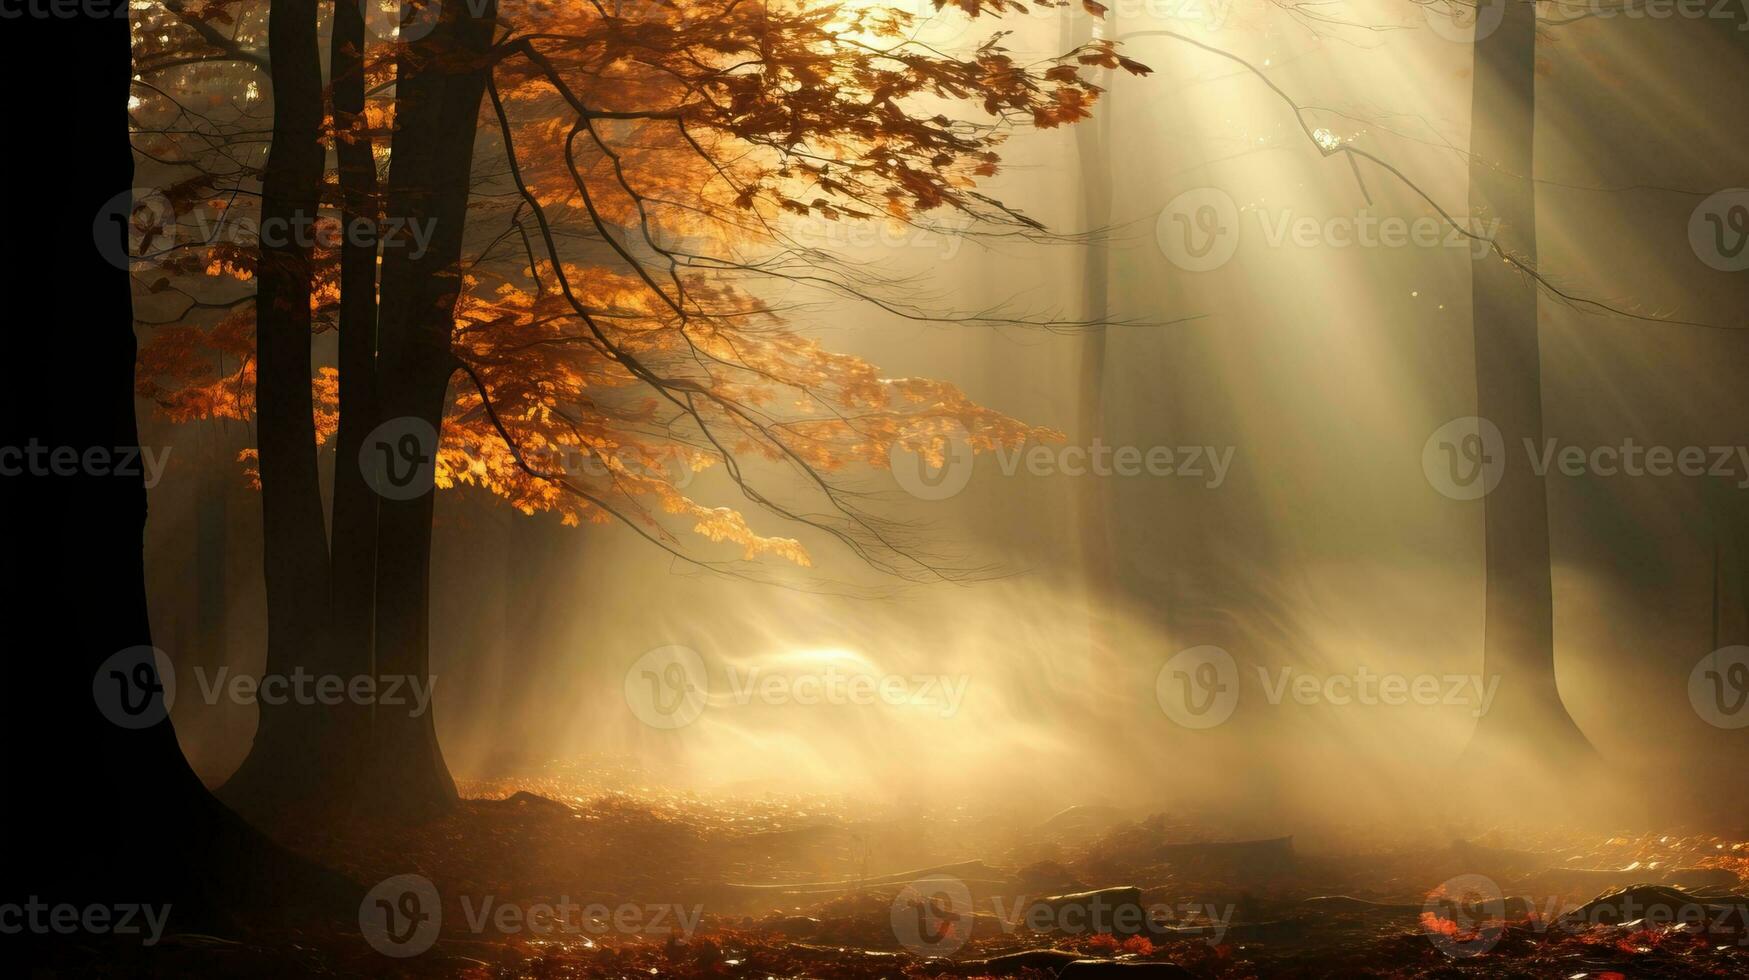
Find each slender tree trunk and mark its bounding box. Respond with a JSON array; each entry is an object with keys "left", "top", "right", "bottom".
[
  {"left": 326, "top": 0, "right": 384, "bottom": 810},
  {"left": 1069, "top": 9, "right": 1122, "bottom": 670},
  {"left": 1465, "top": 0, "right": 1592, "bottom": 761},
  {"left": 363, "top": 0, "right": 499, "bottom": 816},
  {"left": 1, "top": 5, "right": 350, "bottom": 946},
  {"left": 220, "top": 0, "right": 340, "bottom": 815}
]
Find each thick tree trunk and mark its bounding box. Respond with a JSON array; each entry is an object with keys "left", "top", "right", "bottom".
[
  {"left": 362, "top": 0, "right": 500, "bottom": 816},
  {"left": 0, "top": 6, "right": 350, "bottom": 950},
  {"left": 220, "top": 0, "right": 341, "bottom": 816},
  {"left": 1464, "top": 0, "right": 1593, "bottom": 763},
  {"left": 195, "top": 429, "right": 232, "bottom": 664}
]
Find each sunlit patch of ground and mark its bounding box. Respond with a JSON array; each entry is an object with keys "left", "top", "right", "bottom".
[{"left": 62, "top": 759, "right": 1749, "bottom": 977}]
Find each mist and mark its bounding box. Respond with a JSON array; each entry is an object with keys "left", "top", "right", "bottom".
[{"left": 11, "top": 0, "right": 1748, "bottom": 974}]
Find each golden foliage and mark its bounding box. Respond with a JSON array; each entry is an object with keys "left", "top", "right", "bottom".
[{"left": 131, "top": 0, "right": 1131, "bottom": 569}]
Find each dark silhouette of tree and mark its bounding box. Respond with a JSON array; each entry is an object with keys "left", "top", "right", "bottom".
[
  {"left": 0, "top": 2, "right": 347, "bottom": 951},
  {"left": 1462, "top": 0, "right": 1594, "bottom": 767}
]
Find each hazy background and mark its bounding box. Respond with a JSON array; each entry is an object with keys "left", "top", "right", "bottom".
[{"left": 140, "top": 1, "right": 1749, "bottom": 837}]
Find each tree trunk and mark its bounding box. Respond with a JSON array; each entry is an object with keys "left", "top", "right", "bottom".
[
  {"left": 219, "top": 0, "right": 341, "bottom": 817},
  {"left": 195, "top": 428, "right": 231, "bottom": 667},
  {"left": 484, "top": 511, "right": 568, "bottom": 773},
  {"left": 363, "top": 0, "right": 500, "bottom": 816},
  {"left": 1464, "top": 0, "right": 1593, "bottom": 764},
  {"left": 325, "top": 0, "right": 384, "bottom": 812},
  {"left": 0, "top": 5, "right": 350, "bottom": 949},
  {"left": 1068, "top": 9, "right": 1122, "bottom": 673}
]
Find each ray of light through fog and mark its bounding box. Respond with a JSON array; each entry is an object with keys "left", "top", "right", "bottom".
[{"left": 134, "top": 0, "right": 1749, "bottom": 847}]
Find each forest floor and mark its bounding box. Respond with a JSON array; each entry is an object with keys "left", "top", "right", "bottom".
[{"left": 61, "top": 759, "right": 1749, "bottom": 978}]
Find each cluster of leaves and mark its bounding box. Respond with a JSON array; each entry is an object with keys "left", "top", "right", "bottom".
[{"left": 127, "top": 0, "right": 1145, "bottom": 575}]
